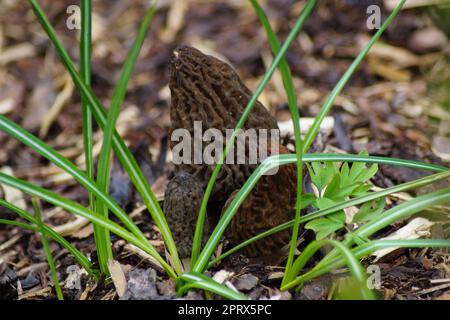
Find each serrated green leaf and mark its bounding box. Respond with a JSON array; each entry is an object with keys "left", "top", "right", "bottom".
[
  {"left": 300, "top": 193, "right": 317, "bottom": 209},
  {"left": 305, "top": 217, "right": 344, "bottom": 240},
  {"left": 351, "top": 183, "right": 373, "bottom": 196},
  {"left": 328, "top": 211, "right": 346, "bottom": 224},
  {"left": 333, "top": 183, "right": 362, "bottom": 200},
  {"left": 349, "top": 162, "right": 366, "bottom": 182},
  {"left": 323, "top": 173, "right": 341, "bottom": 198},
  {"left": 339, "top": 162, "right": 350, "bottom": 186},
  {"left": 357, "top": 164, "right": 378, "bottom": 182},
  {"left": 308, "top": 161, "right": 339, "bottom": 195},
  {"left": 353, "top": 197, "right": 386, "bottom": 223},
  {"left": 307, "top": 163, "right": 322, "bottom": 192},
  {"left": 314, "top": 197, "right": 337, "bottom": 210}
]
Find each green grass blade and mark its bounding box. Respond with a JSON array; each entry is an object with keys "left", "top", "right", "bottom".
[
  {"left": 0, "top": 172, "right": 177, "bottom": 278},
  {"left": 94, "top": 3, "right": 158, "bottom": 275},
  {"left": 177, "top": 272, "right": 249, "bottom": 300},
  {"left": 80, "top": 0, "right": 104, "bottom": 273},
  {"left": 0, "top": 199, "right": 98, "bottom": 278},
  {"left": 283, "top": 239, "right": 450, "bottom": 289},
  {"left": 300, "top": 153, "right": 448, "bottom": 172},
  {"left": 302, "top": 0, "right": 406, "bottom": 151},
  {"left": 28, "top": 0, "right": 182, "bottom": 275},
  {"left": 191, "top": 0, "right": 318, "bottom": 270},
  {"left": 283, "top": 239, "right": 375, "bottom": 299},
  {"left": 0, "top": 116, "right": 152, "bottom": 247},
  {"left": 195, "top": 159, "right": 273, "bottom": 273},
  {"left": 250, "top": 0, "right": 305, "bottom": 285},
  {"left": 209, "top": 170, "right": 450, "bottom": 266},
  {"left": 0, "top": 219, "right": 40, "bottom": 231},
  {"left": 32, "top": 199, "right": 64, "bottom": 300},
  {"left": 80, "top": 0, "right": 93, "bottom": 186}
]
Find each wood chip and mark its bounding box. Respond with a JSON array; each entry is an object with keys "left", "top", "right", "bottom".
[
  {"left": 0, "top": 234, "right": 21, "bottom": 251},
  {"left": 212, "top": 269, "right": 234, "bottom": 284},
  {"left": 0, "top": 166, "right": 27, "bottom": 210},
  {"left": 39, "top": 75, "right": 74, "bottom": 138},
  {"left": 385, "top": 0, "right": 445, "bottom": 9},
  {"left": 123, "top": 244, "right": 164, "bottom": 273},
  {"left": 415, "top": 283, "right": 450, "bottom": 295},
  {"left": 19, "top": 287, "right": 51, "bottom": 300},
  {"left": 432, "top": 135, "right": 450, "bottom": 162},
  {"left": 159, "top": 1, "right": 188, "bottom": 43},
  {"left": 53, "top": 216, "right": 90, "bottom": 237},
  {"left": 0, "top": 97, "right": 14, "bottom": 114},
  {"left": 278, "top": 116, "right": 335, "bottom": 138},
  {"left": 0, "top": 43, "right": 35, "bottom": 65},
  {"left": 108, "top": 260, "right": 127, "bottom": 298}
]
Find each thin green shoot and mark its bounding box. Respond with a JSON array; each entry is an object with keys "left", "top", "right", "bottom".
[
  {"left": 0, "top": 199, "right": 98, "bottom": 278},
  {"left": 94, "top": 3, "right": 158, "bottom": 275},
  {"left": 177, "top": 272, "right": 249, "bottom": 300},
  {"left": 250, "top": 0, "right": 306, "bottom": 286},
  {"left": 32, "top": 199, "right": 64, "bottom": 300},
  {"left": 27, "top": 0, "right": 182, "bottom": 275},
  {"left": 302, "top": 0, "right": 407, "bottom": 152},
  {"left": 0, "top": 172, "right": 177, "bottom": 278},
  {"left": 79, "top": 0, "right": 109, "bottom": 274},
  {"left": 191, "top": 0, "right": 317, "bottom": 270}
]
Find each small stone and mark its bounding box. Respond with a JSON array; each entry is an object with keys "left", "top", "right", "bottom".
[
  {"left": 182, "top": 290, "right": 204, "bottom": 300},
  {"left": 432, "top": 136, "right": 450, "bottom": 162},
  {"left": 409, "top": 27, "right": 447, "bottom": 53},
  {"left": 232, "top": 274, "right": 259, "bottom": 291},
  {"left": 157, "top": 279, "right": 176, "bottom": 297},
  {"left": 20, "top": 272, "right": 40, "bottom": 290},
  {"left": 0, "top": 267, "right": 18, "bottom": 300},
  {"left": 121, "top": 268, "right": 160, "bottom": 300}
]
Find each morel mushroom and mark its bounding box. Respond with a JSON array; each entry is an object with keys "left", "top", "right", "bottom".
[
  {"left": 163, "top": 172, "right": 207, "bottom": 258},
  {"left": 165, "top": 46, "right": 298, "bottom": 261},
  {"left": 168, "top": 45, "right": 279, "bottom": 213},
  {"left": 222, "top": 144, "right": 297, "bottom": 264}
]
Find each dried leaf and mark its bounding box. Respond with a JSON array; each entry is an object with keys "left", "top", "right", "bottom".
[{"left": 372, "top": 218, "right": 435, "bottom": 261}]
